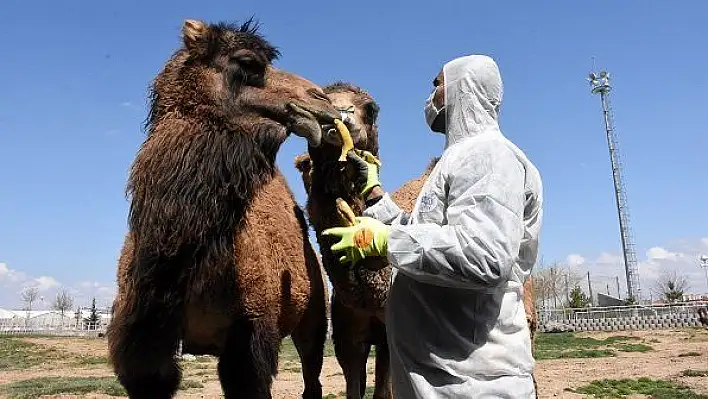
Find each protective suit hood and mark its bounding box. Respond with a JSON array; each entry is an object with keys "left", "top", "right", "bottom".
[{"left": 441, "top": 54, "right": 503, "bottom": 148}]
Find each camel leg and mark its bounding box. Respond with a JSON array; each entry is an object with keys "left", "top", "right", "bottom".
[
  {"left": 332, "top": 295, "right": 371, "bottom": 399},
  {"left": 291, "top": 289, "right": 326, "bottom": 399},
  {"left": 217, "top": 318, "right": 280, "bottom": 399},
  {"left": 107, "top": 300, "right": 182, "bottom": 399},
  {"left": 372, "top": 337, "right": 393, "bottom": 399}
]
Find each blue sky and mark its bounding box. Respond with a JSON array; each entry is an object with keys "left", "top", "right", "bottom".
[{"left": 1, "top": 1, "right": 707, "bottom": 309}]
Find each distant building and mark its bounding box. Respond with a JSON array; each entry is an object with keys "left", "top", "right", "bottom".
[{"left": 597, "top": 293, "right": 625, "bottom": 307}]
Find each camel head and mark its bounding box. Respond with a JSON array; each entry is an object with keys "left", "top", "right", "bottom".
[
  {"left": 295, "top": 82, "right": 380, "bottom": 195},
  {"left": 321, "top": 82, "right": 380, "bottom": 155},
  {"left": 149, "top": 19, "right": 340, "bottom": 147}
]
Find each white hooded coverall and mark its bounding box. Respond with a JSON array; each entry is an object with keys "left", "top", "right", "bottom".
[{"left": 363, "top": 55, "right": 543, "bottom": 398}]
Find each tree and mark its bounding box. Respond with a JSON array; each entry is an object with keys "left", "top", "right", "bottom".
[
  {"left": 51, "top": 289, "right": 74, "bottom": 319},
  {"left": 83, "top": 297, "right": 100, "bottom": 329},
  {"left": 566, "top": 285, "right": 591, "bottom": 309},
  {"left": 624, "top": 296, "right": 638, "bottom": 306},
  {"left": 533, "top": 262, "right": 584, "bottom": 309},
  {"left": 653, "top": 270, "right": 689, "bottom": 303},
  {"left": 20, "top": 285, "right": 40, "bottom": 312}
]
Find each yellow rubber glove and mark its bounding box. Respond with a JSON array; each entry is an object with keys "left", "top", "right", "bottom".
[
  {"left": 346, "top": 150, "right": 382, "bottom": 197},
  {"left": 322, "top": 216, "right": 390, "bottom": 265}
]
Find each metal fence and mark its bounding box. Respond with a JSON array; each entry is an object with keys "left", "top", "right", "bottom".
[
  {"left": 2, "top": 302, "right": 705, "bottom": 337},
  {"left": 0, "top": 318, "right": 107, "bottom": 337}
]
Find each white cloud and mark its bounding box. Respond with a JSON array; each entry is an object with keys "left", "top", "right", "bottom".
[
  {"left": 596, "top": 252, "right": 622, "bottom": 265},
  {"left": 560, "top": 238, "right": 708, "bottom": 300},
  {"left": 32, "top": 276, "right": 60, "bottom": 291},
  {"left": 0, "top": 262, "right": 27, "bottom": 283},
  {"left": 0, "top": 263, "right": 115, "bottom": 309},
  {"left": 67, "top": 281, "right": 117, "bottom": 309},
  {"left": 78, "top": 281, "right": 100, "bottom": 289},
  {"left": 566, "top": 254, "right": 586, "bottom": 267},
  {"left": 646, "top": 246, "right": 682, "bottom": 262},
  {"left": 120, "top": 102, "right": 132, "bottom": 107}
]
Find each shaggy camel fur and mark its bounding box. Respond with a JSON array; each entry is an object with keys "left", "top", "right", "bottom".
[
  {"left": 107, "top": 19, "right": 341, "bottom": 399},
  {"left": 295, "top": 82, "right": 392, "bottom": 399},
  {"left": 699, "top": 306, "right": 708, "bottom": 327}
]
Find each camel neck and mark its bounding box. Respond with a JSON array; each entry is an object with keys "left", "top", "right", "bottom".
[{"left": 127, "top": 123, "right": 284, "bottom": 259}]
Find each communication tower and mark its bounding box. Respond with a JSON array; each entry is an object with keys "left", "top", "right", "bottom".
[{"left": 588, "top": 70, "right": 641, "bottom": 302}]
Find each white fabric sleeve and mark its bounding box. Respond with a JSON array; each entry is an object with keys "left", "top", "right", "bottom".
[
  {"left": 385, "top": 143, "right": 526, "bottom": 290},
  {"left": 362, "top": 193, "right": 410, "bottom": 226}
]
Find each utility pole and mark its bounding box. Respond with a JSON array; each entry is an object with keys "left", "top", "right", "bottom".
[
  {"left": 616, "top": 276, "right": 621, "bottom": 299},
  {"left": 587, "top": 271, "right": 594, "bottom": 306}
]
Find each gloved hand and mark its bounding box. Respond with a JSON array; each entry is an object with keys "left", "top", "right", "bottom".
[
  {"left": 322, "top": 216, "right": 390, "bottom": 265},
  {"left": 346, "top": 150, "right": 382, "bottom": 197}
]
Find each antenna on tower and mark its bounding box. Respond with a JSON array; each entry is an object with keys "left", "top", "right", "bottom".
[{"left": 588, "top": 68, "right": 641, "bottom": 303}]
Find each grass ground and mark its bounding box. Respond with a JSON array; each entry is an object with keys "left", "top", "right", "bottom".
[
  {"left": 569, "top": 377, "right": 708, "bottom": 398},
  {"left": 0, "top": 328, "right": 705, "bottom": 398}
]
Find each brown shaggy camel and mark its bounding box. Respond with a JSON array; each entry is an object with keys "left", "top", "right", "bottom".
[
  {"left": 698, "top": 306, "right": 708, "bottom": 327},
  {"left": 295, "top": 82, "right": 392, "bottom": 399},
  {"left": 106, "top": 19, "right": 341, "bottom": 399}
]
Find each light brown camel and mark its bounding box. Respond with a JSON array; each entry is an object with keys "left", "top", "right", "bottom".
[
  {"left": 106, "top": 19, "right": 341, "bottom": 399},
  {"left": 295, "top": 82, "right": 392, "bottom": 399}
]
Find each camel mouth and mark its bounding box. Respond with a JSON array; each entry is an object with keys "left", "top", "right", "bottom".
[
  {"left": 321, "top": 118, "right": 362, "bottom": 148},
  {"left": 286, "top": 102, "right": 339, "bottom": 147}
]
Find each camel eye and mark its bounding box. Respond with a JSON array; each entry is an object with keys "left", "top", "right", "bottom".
[
  {"left": 226, "top": 51, "right": 266, "bottom": 87},
  {"left": 229, "top": 53, "right": 263, "bottom": 72}
]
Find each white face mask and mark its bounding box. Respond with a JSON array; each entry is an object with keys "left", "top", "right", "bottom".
[{"left": 424, "top": 89, "right": 445, "bottom": 132}]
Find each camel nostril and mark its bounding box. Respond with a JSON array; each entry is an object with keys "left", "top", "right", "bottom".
[{"left": 307, "top": 88, "right": 331, "bottom": 104}]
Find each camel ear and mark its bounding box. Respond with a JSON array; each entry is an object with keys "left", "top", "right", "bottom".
[
  {"left": 364, "top": 101, "right": 380, "bottom": 125},
  {"left": 294, "top": 154, "right": 312, "bottom": 174},
  {"left": 183, "top": 19, "right": 208, "bottom": 51}
]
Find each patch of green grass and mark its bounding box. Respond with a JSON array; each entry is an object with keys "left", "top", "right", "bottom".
[
  {"left": 189, "top": 369, "right": 213, "bottom": 377},
  {"left": 684, "top": 329, "right": 708, "bottom": 342},
  {"left": 536, "top": 348, "right": 615, "bottom": 360},
  {"left": 0, "top": 337, "right": 63, "bottom": 370},
  {"left": 281, "top": 362, "right": 302, "bottom": 373},
  {"left": 536, "top": 333, "right": 638, "bottom": 350},
  {"left": 679, "top": 351, "right": 702, "bottom": 357},
  {"left": 179, "top": 379, "right": 204, "bottom": 390},
  {"left": 534, "top": 333, "right": 647, "bottom": 360},
  {"left": 615, "top": 343, "right": 653, "bottom": 353},
  {"left": 570, "top": 377, "right": 708, "bottom": 399},
  {"left": 279, "top": 338, "right": 375, "bottom": 364},
  {"left": 0, "top": 376, "right": 127, "bottom": 399},
  {"left": 682, "top": 369, "right": 708, "bottom": 377},
  {"left": 71, "top": 354, "right": 110, "bottom": 366},
  {"left": 322, "top": 386, "right": 374, "bottom": 398}
]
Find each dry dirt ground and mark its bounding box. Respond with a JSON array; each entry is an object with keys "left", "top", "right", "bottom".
[{"left": 0, "top": 329, "right": 706, "bottom": 398}]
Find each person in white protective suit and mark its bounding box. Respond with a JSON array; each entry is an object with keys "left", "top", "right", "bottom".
[{"left": 322, "top": 54, "right": 544, "bottom": 398}]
